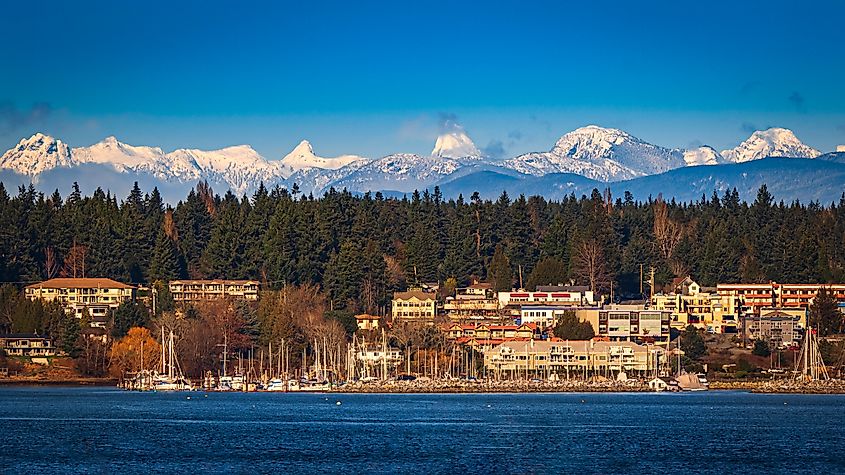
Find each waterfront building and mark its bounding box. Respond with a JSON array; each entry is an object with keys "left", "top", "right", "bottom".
[
  {"left": 25, "top": 278, "right": 136, "bottom": 324},
  {"left": 391, "top": 289, "right": 437, "bottom": 324},
  {"left": 0, "top": 333, "right": 56, "bottom": 357},
  {"left": 442, "top": 322, "right": 538, "bottom": 350},
  {"left": 444, "top": 282, "right": 503, "bottom": 323},
  {"left": 746, "top": 308, "right": 806, "bottom": 348},
  {"left": 597, "top": 305, "right": 671, "bottom": 343},
  {"left": 169, "top": 280, "right": 260, "bottom": 302},
  {"left": 483, "top": 339, "right": 660, "bottom": 379}
]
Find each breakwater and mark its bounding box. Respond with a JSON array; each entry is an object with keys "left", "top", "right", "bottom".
[{"left": 334, "top": 379, "right": 651, "bottom": 393}]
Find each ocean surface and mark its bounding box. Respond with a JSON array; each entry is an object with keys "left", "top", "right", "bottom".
[{"left": 1, "top": 387, "right": 843, "bottom": 474}]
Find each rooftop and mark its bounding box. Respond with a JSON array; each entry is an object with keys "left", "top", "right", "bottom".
[{"left": 26, "top": 278, "right": 135, "bottom": 290}]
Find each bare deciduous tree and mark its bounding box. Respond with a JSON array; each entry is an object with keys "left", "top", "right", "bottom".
[
  {"left": 653, "top": 199, "right": 685, "bottom": 263},
  {"left": 573, "top": 240, "right": 612, "bottom": 293},
  {"left": 44, "top": 246, "right": 61, "bottom": 279},
  {"left": 61, "top": 241, "right": 88, "bottom": 278}
]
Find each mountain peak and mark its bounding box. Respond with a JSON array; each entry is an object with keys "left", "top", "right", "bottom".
[
  {"left": 683, "top": 145, "right": 724, "bottom": 166},
  {"left": 280, "top": 140, "right": 363, "bottom": 174},
  {"left": 291, "top": 139, "right": 315, "bottom": 156},
  {"left": 721, "top": 127, "right": 820, "bottom": 162},
  {"left": 0, "top": 132, "right": 73, "bottom": 175},
  {"left": 432, "top": 128, "right": 481, "bottom": 159}
]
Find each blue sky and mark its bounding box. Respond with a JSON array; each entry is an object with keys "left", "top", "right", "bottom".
[{"left": 2, "top": 0, "right": 844, "bottom": 159}]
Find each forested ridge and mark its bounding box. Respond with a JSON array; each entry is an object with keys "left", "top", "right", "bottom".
[{"left": 2, "top": 180, "right": 845, "bottom": 315}]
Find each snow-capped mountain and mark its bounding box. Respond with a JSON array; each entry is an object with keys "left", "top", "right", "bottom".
[
  {"left": 1, "top": 124, "right": 836, "bottom": 200},
  {"left": 0, "top": 133, "right": 73, "bottom": 176},
  {"left": 721, "top": 128, "right": 821, "bottom": 163},
  {"left": 167, "top": 145, "right": 283, "bottom": 195},
  {"left": 327, "top": 153, "right": 463, "bottom": 192},
  {"left": 502, "top": 125, "right": 686, "bottom": 181},
  {"left": 278, "top": 140, "right": 364, "bottom": 177},
  {"left": 683, "top": 146, "right": 724, "bottom": 166},
  {"left": 72, "top": 136, "right": 202, "bottom": 182},
  {"left": 431, "top": 129, "right": 481, "bottom": 159}
]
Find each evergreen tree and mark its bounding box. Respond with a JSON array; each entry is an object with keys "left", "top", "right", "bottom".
[
  {"left": 150, "top": 229, "right": 181, "bottom": 283},
  {"left": 809, "top": 287, "right": 842, "bottom": 336},
  {"left": 488, "top": 245, "right": 513, "bottom": 292}
]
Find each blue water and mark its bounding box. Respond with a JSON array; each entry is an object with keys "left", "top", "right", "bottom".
[{"left": 1, "top": 387, "right": 844, "bottom": 474}]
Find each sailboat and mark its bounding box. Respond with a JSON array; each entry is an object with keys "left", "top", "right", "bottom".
[
  {"left": 795, "top": 326, "right": 829, "bottom": 381},
  {"left": 153, "top": 328, "right": 194, "bottom": 391}
]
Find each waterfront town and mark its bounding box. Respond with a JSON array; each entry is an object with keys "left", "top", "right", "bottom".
[{"left": 3, "top": 274, "right": 843, "bottom": 393}]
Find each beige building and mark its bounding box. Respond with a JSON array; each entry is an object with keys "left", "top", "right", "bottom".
[
  {"left": 25, "top": 278, "right": 136, "bottom": 322},
  {"left": 169, "top": 280, "right": 259, "bottom": 302},
  {"left": 483, "top": 339, "right": 660, "bottom": 379},
  {"left": 652, "top": 277, "right": 738, "bottom": 333},
  {"left": 391, "top": 289, "right": 437, "bottom": 324},
  {"left": 444, "top": 283, "right": 502, "bottom": 323}
]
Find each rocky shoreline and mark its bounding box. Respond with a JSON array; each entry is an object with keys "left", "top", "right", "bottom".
[{"left": 0, "top": 377, "right": 118, "bottom": 386}]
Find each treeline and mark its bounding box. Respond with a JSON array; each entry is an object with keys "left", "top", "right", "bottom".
[{"left": 2, "top": 180, "right": 845, "bottom": 315}]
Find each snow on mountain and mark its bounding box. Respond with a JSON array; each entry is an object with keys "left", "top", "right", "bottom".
[
  {"left": 279, "top": 140, "right": 364, "bottom": 177},
  {"left": 72, "top": 136, "right": 202, "bottom": 182},
  {"left": 0, "top": 133, "right": 73, "bottom": 176},
  {"left": 167, "top": 145, "right": 284, "bottom": 195},
  {"left": 431, "top": 129, "right": 481, "bottom": 159},
  {"left": 837, "top": 145, "right": 845, "bottom": 153},
  {"left": 721, "top": 128, "right": 821, "bottom": 162},
  {"left": 502, "top": 125, "right": 685, "bottom": 181},
  {"left": 683, "top": 145, "right": 724, "bottom": 166},
  {"left": 327, "top": 153, "right": 463, "bottom": 193}
]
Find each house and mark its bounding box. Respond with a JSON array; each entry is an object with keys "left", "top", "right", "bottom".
[
  {"left": 444, "top": 282, "right": 502, "bottom": 323},
  {"left": 0, "top": 334, "right": 56, "bottom": 357},
  {"left": 391, "top": 289, "right": 437, "bottom": 324},
  {"left": 25, "top": 278, "right": 136, "bottom": 324},
  {"left": 169, "top": 280, "right": 260, "bottom": 302},
  {"left": 355, "top": 314, "right": 381, "bottom": 332}
]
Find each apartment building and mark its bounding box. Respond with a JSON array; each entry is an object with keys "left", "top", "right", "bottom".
[
  {"left": 483, "top": 339, "right": 659, "bottom": 379},
  {"left": 746, "top": 308, "right": 806, "bottom": 348},
  {"left": 169, "top": 280, "right": 260, "bottom": 302},
  {"left": 598, "top": 306, "right": 672, "bottom": 343},
  {"left": 652, "top": 277, "right": 738, "bottom": 333},
  {"left": 716, "top": 282, "right": 845, "bottom": 318},
  {"left": 25, "top": 278, "right": 136, "bottom": 322}
]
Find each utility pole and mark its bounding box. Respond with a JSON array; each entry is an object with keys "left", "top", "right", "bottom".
[{"left": 639, "top": 264, "right": 644, "bottom": 296}]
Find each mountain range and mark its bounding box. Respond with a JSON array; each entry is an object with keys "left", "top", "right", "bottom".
[{"left": 1, "top": 125, "right": 842, "bottom": 204}]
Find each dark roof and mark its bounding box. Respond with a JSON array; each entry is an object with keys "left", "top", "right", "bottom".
[
  {"left": 0, "top": 333, "right": 51, "bottom": 339},
  {"left": 536, "top": 285, "right": 590, "bottom": 292}
]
